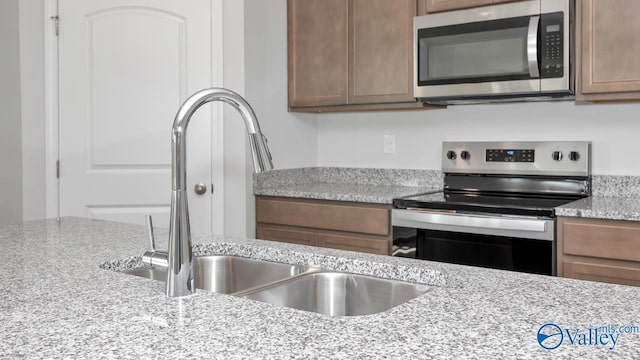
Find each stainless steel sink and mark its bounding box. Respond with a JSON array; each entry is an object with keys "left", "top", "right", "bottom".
[
  {"left": 124, "top": 255, "right": 306, "bottom": 294},
  {"left": 123, "top": 256, "right": 430, "bottom": 316},
  {"left": 241, "top": 271, "right": 431, "bottom": 316}
]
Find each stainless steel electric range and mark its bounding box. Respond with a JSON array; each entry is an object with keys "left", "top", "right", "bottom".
[{"left": 392, "top": 141, "right": 591, "bottom": 276}]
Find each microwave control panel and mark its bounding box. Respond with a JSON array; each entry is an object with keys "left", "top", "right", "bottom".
[{"left": 540, "top": 12, "right": 564, "bottom": 79}]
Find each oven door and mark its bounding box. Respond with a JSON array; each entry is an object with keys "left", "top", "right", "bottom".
[{"left": 392, "top": 209, "right": 556, "bottom": 275}]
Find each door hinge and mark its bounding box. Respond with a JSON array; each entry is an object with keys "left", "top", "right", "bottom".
[
  {"left": 50, "top": 15, "right": 59, "bottom": 36},
  {"left": 56, "top": 160, "right": 60, "bottom": 179}
]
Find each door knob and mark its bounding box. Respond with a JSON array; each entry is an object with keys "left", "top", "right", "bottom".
[{"left": 194, "top": 183, "right": 207, "bottom": 195}]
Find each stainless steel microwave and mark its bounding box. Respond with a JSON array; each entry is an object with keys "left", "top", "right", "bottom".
[{"left": 414, "top": 0, "right": 573, "bottom": 104}]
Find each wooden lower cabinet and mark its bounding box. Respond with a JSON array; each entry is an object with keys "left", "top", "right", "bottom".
[
  {"left": 557, "top": 216, "right": 640, "bottom": 287},
  {"left": 256, "top": 196, "right": 391, "bottom": 256},
  {"left": 316, "top": 233, "right": 389, "bottom": 254},
  {"left": 256, "top": 225, "right": 316, "bottom": 247},
  {"left": 563, "top": 260, "right": 640, "bottom": 287}
]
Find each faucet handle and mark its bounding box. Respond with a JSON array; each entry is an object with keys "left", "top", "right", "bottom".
[
  {"left": 145, "top": 215, "right": 156, "bottom": 251},
  {"left": 142, "top": 215, "right": 168, "bottom": 268}
]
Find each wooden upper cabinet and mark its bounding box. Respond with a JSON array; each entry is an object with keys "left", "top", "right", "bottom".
[
  {"left": 423, "top": 0, "right": 492, "bottom": 13},
  {"left": 288, "top": 0, "right": 348, "bottom": 107},
  {"left": 421, "top": 0, "right": 521, "bottom": 14},
  {"left": 577, "top": 0, "right": 640, "bottom": 101},
  {"left": 349, "top": 0, "right": 416, "bottom": 104},
  {"left": 422, "top": 0, "right": 521, "bottom": 14},
  {"left": 288, "top": 0, "right": 423, "bottom": 111}
]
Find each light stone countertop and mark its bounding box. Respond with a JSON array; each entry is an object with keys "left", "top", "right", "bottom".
[
  {"left": 555, "top": 196, "right": 640, "bottom": 221},
  {"left": 253, "top": 167, "right": 443, "bottom": 204},
  {"left": 555, "top": 176, "right": 640, "bottom": 221},
  {"left": 254, "top": 168, "right": 640, "bottom": 222},
  {"left": 2, "top": 217, "right": 640, "bottom": 359}
]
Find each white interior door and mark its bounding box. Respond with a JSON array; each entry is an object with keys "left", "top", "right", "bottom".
[{"left": 58, "top": 0, "right": 221, "bottom": 234}]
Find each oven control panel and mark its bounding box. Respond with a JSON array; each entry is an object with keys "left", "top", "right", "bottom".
[
  {"left": 486, "top": 149, "right": 534, "bottom": 162},
  {"left": 442, "top": 141, "right": 590, "bottom": 176}
]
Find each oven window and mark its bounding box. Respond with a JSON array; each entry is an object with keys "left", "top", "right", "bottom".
[
  {"left": 418, "top": 229, "right": 553, "bottom": 275},
  {"left": 418, "top": 16, "right": 534, "bottom": 85}
]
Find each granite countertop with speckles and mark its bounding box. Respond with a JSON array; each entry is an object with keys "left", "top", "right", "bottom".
[
  {"left": 555, "top": 176, "right": 640, "bottom": 221},
  {"left": 254, "top": 169, "right": 640, "bottom": 221},
  {"left": 555, "top": 196, "right": 640, "bottom": 221},
  {"left": 2, "top": 217, "right": 640, "bottom": 359},
  {"left": 253, "top": 167, "right": 443, "bottom": 204}
]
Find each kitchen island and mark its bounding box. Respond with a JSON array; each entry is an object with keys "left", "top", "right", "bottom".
[{"left": 1, "top": 217, "right": 639, "bottom": 359}]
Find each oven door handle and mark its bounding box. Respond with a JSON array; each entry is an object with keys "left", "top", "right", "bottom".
[
  {"left": 527, "top": 15, "right": 540, "bottom": 78},
  {"left": 392, "top": 209, "right": 553, "bottom": 240}
]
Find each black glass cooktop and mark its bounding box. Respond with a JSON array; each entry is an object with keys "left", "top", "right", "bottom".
[{"left": 393, "top": 190, "right": 583, "bottom": 218}]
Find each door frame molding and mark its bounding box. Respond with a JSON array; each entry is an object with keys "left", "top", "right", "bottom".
[
  {"left": 211, "top": 0, "right": 225, "bottom": 234},
  {"left": 43, "top": 0, "right": 226, "bottom": 232},
  {"left": 44, "top": 0, "right": 59, "bottom": 219}
]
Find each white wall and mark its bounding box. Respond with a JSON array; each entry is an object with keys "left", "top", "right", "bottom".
[
  {"left": 317, "top": 101, "right": 640, "bottom": 176},
  {"left": 19, "top": 0, "right": 46, "bottom": 221},
  {"left": 229, "top": 0, "right": 317, "bottom": 238},
  {"left": 223, "top": 0, "right": 255, "bottom": 237},
  {"left": 244, "top": 0, "right": 318, "bottom": 170},
  {"left": 223, "top": 0, "right": 319, "bottom": 238},
  {"left": 0, "top": 0, "right": 24, "bottom": 223}
]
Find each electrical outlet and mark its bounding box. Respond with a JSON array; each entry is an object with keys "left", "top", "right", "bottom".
[{"left": 384, "top": 134, "right": 396, "bottom": 154}]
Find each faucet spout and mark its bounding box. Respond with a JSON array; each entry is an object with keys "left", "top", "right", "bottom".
[{"left": 166, "top": 87, "right": 273, "bottom": 297}]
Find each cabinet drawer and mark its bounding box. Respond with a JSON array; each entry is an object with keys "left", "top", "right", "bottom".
[
  {"left": 561, "top": 218, "right": 640, "bottom": 262},
  {"left": 317, "top": 233, "right": 389, "bottom": 255},
  {"left": 256, "top": 197, "right": 390, "bottom": 236},
  {"left": 564, "top": 260, "right": 640, "bottom": 287},
  {"left": 256, "top": 225, "right": 316, "bottom": 246}
]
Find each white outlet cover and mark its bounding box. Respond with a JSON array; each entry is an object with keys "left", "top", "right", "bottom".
[{"left": 384, "top": 134, "right": 395, "bottom": 154}]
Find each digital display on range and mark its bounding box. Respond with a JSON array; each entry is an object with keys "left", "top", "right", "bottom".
[{"left": 486, "top": 149, "right": 535, "bottom": 162}]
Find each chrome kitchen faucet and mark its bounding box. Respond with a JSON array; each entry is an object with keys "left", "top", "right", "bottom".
[{"left": 143, "top": 88, "right": 273, "bottom": 297}]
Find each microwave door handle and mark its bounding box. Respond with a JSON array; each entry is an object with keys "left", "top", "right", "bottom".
[{"left": 527, "top": 15, "right": 540, "bottom": 78}]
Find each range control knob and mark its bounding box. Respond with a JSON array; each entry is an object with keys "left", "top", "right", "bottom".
[
  {"left": 460, "top": 150, "right": 471, "bottom": 160},
  {"left": 446, "top": 150, "right": 457, "bottom": 160},
  {"left": 569, "top": 151, "right": 580, "bottom": 161},
  {"left": 551, "top": 151, "right": 563, "bottom": 161}
]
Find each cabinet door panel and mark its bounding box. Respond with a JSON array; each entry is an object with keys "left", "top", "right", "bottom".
[
  {"left": 424, "top": 0, "right": 520, "bottom": 14},
  {"left": 256, "top": 225, "right": 317, "bottom": 246},
  {"left": 564, "top": 261, "right": 640, "bottom": 287},
  {"left": 256, "top": 197, "right": 390, "bottom": 236},
  {"left": 349, "top": 0, "right": 416, "bottom": 104},
  {"left": 424, "top": 0, "right": 492, "bottom": 13},
  {"left": 561, "top": 218, "right": 640, "bottom": 262},
  {"left": 417, "top": 0, "right": 428, "bottom": 15},
  {"left": 288, "top": 0, "right": 348, "bottom": 107},
  {"left": 578, "top": 0, "right": 640, "bottom": 100},
  {"left": 317, "top": 233, "right": 390, "bottom": 255}
]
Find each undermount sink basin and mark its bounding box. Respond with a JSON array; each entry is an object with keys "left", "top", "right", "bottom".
[
  {"left": 241, "top": 271, "right": 431, "bottom": 316},
  {"left": 123, "top": 256, "right": 430, "bottom": 316},
  {"left": 124, "top": 255, "right": 306, "bottom": 294}
]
